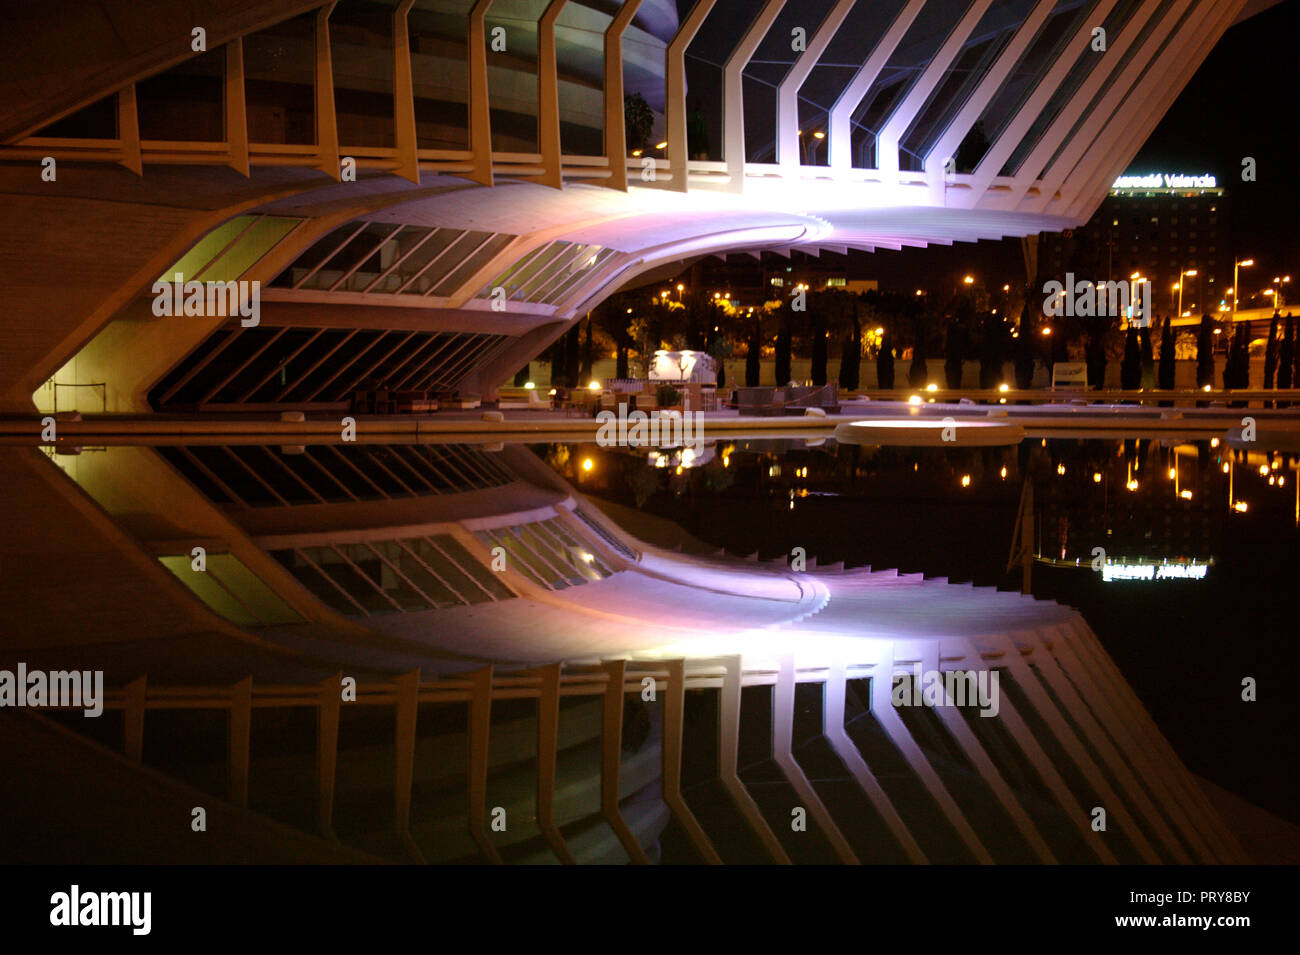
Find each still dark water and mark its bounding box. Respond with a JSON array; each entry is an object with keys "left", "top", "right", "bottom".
[{"left": 547, "top": 435, "right": 1300, "bottom": 824}]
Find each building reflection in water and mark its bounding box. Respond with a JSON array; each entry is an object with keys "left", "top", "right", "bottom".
[{"left": 0, "top": 433, "right": 1278, "bottom": 864}]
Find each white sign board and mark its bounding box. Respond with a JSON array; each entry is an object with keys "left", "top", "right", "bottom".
[
  {"left": 1051, "top": 362, "right": 1088, "bottom": 389},
  {"left": 1112, "top": 173, "right": 1216, "bottom": 189}
]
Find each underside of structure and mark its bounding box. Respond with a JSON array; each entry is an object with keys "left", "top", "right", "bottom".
[{"left": 0, "top": 0, "right": 1259, "bottom": 414}]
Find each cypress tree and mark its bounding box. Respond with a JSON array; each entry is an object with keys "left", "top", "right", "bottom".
[
  {"left": 549, "top": 339, "right": 566, "bottom": 389},
  {"left": 1279, "top": 314, "right": 1294, "bottom": 389},
  {"left": 811, "top": 314, "right": 828, "bottom": 387},
  {"left": 1265, "top": 310, "right": 1280, "bottom": 388},
  {"left": 944, "top": 318, "right": 964, "bottom": 389},
  {"left": 908, "top": 315, "right": 929, "bottom": 387},
  {"left": 1279, "top": 313, "right": 1293, "bottom": 407},
  {"left": 877, "top": 332, "right": 895, "bottom": 389},
  {"left": 745, "top": 315, "right": 761, "bottom": 386},
  {"left": 774, "top": 315, "right": 792, "bottom": 385},
  {"left": 564, "top": 324, "right": 581, "bottom": 388},
  {"left": 1140, "top": 326, "right": 1155, "bottom": 390},
  {"left": 1121, "top": 325, "right": 1141, "bottom": 390},
  {"left": 1196, "top": 314, "right": 1215, "bottom": 389},
  {"left": 1158, "top": 318, "right": 1176, "bottom": 390},
  {"left": 839, "top": 323, "right": 861, "bottom": 390},
  {"left": 1014, "top": 306, "right": 1035, "bottom": 389},
  {"left": 579, "top": 317, "right": 594, "bottom": 386},
  {"left": 1086, "top": 321, "right": 1107, "bottom": 390}
]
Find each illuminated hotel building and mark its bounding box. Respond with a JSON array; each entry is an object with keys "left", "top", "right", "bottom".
[{"left": 1037, "top": 173, "right": 1229, "bottom": 319}]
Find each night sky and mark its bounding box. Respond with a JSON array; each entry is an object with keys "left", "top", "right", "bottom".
[{"left": 1131, "top": 0, "right": 1300, "bottom": 276}]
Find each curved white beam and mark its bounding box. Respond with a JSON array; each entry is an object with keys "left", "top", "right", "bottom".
[
  {"left": 537, "top": 0, "right": 569, "bottom": 189},
  {"left": 777, "top": 0, "right": 854, "bottom": 170},
  {"left": 968, "top": 0, "right": 1122, "bottom": 200},
  {"left": 876, "top": 0, "right": 994, "bottom": 177},
  {"left": 828, "top": 0, "right": 926, "bottom": 171},
  {"left": 665, "top": 0, "right": 717, "bottom": 192},
  {"left": 1025, "top": 0, "right": 1194, "bottom": 210},
  {"left": 603, "top": 0, "right": 644, "bottom": 191},
  {"left": 723, "top": 0, "right": 786, "bottom": 192},
  {"left": 923, "top": 0, "right": 1057, "bottom": 197},
  {"left": 1058, "top": 0, "right": 1242, "bottom": 219}
]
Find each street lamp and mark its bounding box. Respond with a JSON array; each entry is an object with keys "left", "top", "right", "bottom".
[
  {"left": 1176, "top": 268, "right": 1197, "bottom": 318},
  {"left": 1233, "top": 258, "right": 1254, "bottom": 322},
  {"left": 1272, "top": 275, "right": 1291, "bottom": 309}
]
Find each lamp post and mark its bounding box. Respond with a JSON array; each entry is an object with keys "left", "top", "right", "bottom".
[
  {"left": 1233, "top": 258, "right": 1254, "bottom": 323},
  {"left": 1176, "top": 268, "right": 1197, "bottom": 318},
  {"left": 1272, "top": 275, "right": 1291, "bottom": 309},
  {"left": 1129, "top": 272, "right": 1144, "bottom": 328}
]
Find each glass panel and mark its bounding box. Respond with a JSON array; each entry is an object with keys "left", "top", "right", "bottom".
[
  {"left": 245, "top": 11, "right": 319, "bottom": 145},
  {"left": 409, "top": 0, "right": 475, "bottom": 150},
  {"left": 475, "top": 528, "right": 550, "bottom": 589},
  {"left": 851, "top": 0, "right": 976, "bottom": 169},
  {"left": 741, "top": 0, "right": 839, "bottom": 163},
  {"left": 430, "top": 231, "right": 513, "bottom": 297},
  {"left": 515, "top": 522, "right": 583, "bottom": 586},
  {"left": 137, "top": 48, "right": 225, "bottom": 142},
  {"left": 556, "top": 1, "right": 607, "bottom": 156},
  {"left": 272, "top": 548, "right": 365, "bottom": 615},
  {"left": 967, "top": 0, "right": 1119, "bottom": 175},
  {"left": 159, "top": 554, "right": 259, "bottom": 626},
  {"left": 206, "top": 553, "right": 303, "bottom": 624},
  {"left": 1029, "top": 0, "right": 1182, "bottom": 181},
  {"left": 300, "top": 222, "right": 402, "bottom": 290},
  {"left": 902, "top": 0, "right": 1040, "bottom": 171},
  {"left": 436, "top": 535, "right": 514, "bottom": 600},
  {"left": 532, "top": 519, "right": 604, "bottom": 582},
  {"left": 486, "top": 0, "right": 547, "bottom": 152},
  {"left": 308, "top": 544, "right": 400, "bottom": 614},
  {"left": 390, "top": 539, "right": 466, "bottom": 607},
  {"left": 331, "top": 0, "right": 397, "bottom": 149}
]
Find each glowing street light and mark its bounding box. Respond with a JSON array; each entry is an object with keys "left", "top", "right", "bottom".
[
  {"left": 1176, "top": 268, "right": 1197, "bottom": 318},
  {"left": 1233, "top": 258, "right": 1254, "bottom": 321},
  {"left": 1272, "top": 274, "right": 1291, "bottom": 309}
]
